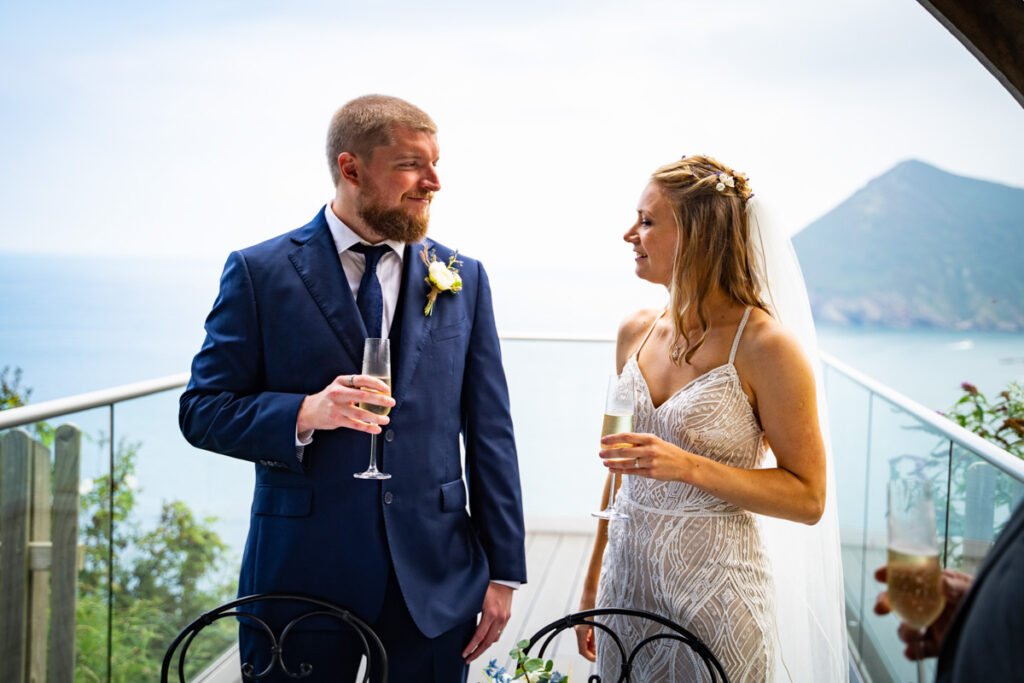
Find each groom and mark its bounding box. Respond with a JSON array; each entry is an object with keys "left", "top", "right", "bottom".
[{"left": 179, "top": 95, "right": 527, "bottom": 682}]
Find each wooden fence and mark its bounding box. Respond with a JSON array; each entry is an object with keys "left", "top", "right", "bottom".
[{"left": 0, "top": 426, "right": 81, "bottom": 683}]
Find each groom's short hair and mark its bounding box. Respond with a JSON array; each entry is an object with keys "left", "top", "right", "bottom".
[{"left": 326, "top": 95, "right": 437, "bottom": 186}]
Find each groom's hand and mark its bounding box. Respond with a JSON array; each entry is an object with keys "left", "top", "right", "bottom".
[
  {"left": 462, "top": 583, "right": 513, "bottom": 663},
  {"left": 296, "top": 375, "right": 394, "bottom": 434}
]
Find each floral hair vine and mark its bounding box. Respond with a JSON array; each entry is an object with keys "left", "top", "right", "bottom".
[
  {"left": 679, "top": 155, "right": 751, "bottom": 197},
  {"left": 420, "top": 245, "right": 463, "bottom": 316},
  {"left": 716, "top": 171, "right": 753, "bottom": 200}
]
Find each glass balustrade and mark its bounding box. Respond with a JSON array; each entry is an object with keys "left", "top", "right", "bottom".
[
  {"left": 0, "top": 344, "right": 1019, "bottom": 682},
  {"left": 824, "top": 355, "right": 1024, "bottom": 683}
]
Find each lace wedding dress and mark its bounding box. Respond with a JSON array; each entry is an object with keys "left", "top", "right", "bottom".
[{"left": 596, "top": 307, "right": 777, "bottom": 682}]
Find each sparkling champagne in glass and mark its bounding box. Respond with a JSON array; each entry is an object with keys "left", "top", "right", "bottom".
[
  {"left": 593, "top": 373, "right": 634, "bottom": 520},
  {"left": 887, "top": 476, "right": 945, "bottom": 682},
  {"left": 354, "top": 338, "right": 392, "bottom": 480}
]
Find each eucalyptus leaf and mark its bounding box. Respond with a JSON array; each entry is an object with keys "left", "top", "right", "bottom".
[{"left": 523, "top": 657, "right": 545, "bottom": 673}]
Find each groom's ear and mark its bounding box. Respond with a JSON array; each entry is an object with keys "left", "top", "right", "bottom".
[{"left": 338, "top": 152, "right": 360, "bottom": 186}]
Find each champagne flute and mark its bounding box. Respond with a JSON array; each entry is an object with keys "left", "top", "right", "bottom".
[
  {"left": 354, "top": 338, "right": 392, "bottom": 480},
  {"left": 886, "top": 476, "right": 945, "bottom": 683},
  {"left": 593, "top": 373, "right": 634, "bottom": 520}
]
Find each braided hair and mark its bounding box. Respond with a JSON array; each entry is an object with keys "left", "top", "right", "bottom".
[{"left": 651, "top": 155, "right": 766, "bottom": 364}]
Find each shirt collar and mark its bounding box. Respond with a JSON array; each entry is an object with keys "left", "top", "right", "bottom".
[{"left": 324, "top": 202, "right": 405, "bottom": 260}]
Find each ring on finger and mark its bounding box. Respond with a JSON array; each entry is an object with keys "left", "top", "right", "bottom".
[
  {"left": 634, "top": 457, "right": 640, "bottom": 469},
  {"left": 348, "top": 375, "right": 356, "bottom": 388}
]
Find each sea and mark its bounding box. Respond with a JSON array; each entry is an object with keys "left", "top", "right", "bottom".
[{"left": 2, "top": 252, "right": 1023, "bottom": 562}]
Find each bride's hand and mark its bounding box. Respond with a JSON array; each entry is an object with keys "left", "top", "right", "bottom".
[
  {"left": 575, "top": 622, "right": 596, "bottom": 661},
  {"left": 575, "top": 596, "right": 597, "bottom": 661},
  {"left": 600, "top": 432, "right": 694, "bottom": 482}
]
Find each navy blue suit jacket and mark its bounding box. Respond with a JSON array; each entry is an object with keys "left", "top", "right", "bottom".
[{"left": 179, "top": 207, "right": 527, "bottom": 638}]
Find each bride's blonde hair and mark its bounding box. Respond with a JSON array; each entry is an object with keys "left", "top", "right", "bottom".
[{"left": 651, "top": 155, "right": 767, "bottom": 364}]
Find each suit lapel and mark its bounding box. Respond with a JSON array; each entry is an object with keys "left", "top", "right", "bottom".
[
  {"left": 288, "top": 210, "right": 366, "bottom": 368},
  {"left": 393, "top": 240, "right": 433, "bottom": 413}
]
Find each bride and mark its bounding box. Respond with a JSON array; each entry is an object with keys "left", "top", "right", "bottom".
[{"left": 575, "top": 155, "right": 847, "bottom": 682}]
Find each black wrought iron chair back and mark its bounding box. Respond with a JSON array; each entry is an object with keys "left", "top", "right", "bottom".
[
  {"left": 526, "top": 607, "right": 730, "bottom": 683},
  {"left": 160, "top": 593, "right": 388, "bottom": 682}
]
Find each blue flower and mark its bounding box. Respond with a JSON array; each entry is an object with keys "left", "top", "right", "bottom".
[{"left": 483, "top": 658, "right": 513, "bottom": 683}]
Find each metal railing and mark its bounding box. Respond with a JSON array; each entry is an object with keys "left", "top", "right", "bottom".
[
  {"left": 0, "top": 373, "right": 190, "bottom": 430},
  {"left": 821, "top": 352, "right": 1024, "bottom": 483}
]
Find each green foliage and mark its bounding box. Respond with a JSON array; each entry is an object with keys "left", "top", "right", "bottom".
[
  {"left": 947, "top": 381, "right": 1024, "bottom": 460},
  {"left": 77, "top": 436, "right": 140, "bottom": 599},
  {"left": 0, "top": 365, "right": 30, "bottom": 409},
  {"left": 74, "top": 436, "right": 236, "bottom": 681},
  {"left": 483, "top": 640, "right": 567, "bottom": 683},
  {"left": 0, "top": 365, "right": 54, "bottom": 445}
]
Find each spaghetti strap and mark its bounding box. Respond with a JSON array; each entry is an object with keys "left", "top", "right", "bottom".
[
  {"left": 634, "top": 310, "right": 666, "bottom": 359},
  {"left": 728, "top": 307, "right": 753, "bottom": 365}
]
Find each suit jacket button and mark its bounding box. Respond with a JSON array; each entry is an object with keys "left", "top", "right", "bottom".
[
  {"left": 384, "top": 429, "right": 395, "bottom": 442},
  {"left": 383, "top": 491, "right": 394, "bottom": 505}
]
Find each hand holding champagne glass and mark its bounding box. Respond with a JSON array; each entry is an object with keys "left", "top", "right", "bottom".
[
  {"left": 593, "top": 373, "right": 634, "bottom": 520},
  {"left": 354, "top": 338, "right": 393, "bottom": 480},
  {"left": 887, "top": 475, "right": 945, "bottom": 682}
]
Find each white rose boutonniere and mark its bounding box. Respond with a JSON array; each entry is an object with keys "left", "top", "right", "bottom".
[{"left": 421, "top": 246, "right": 463, "bottom": 316}]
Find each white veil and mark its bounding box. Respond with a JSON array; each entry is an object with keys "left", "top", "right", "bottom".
[{"left": 747, "top": 199, "right": 849, "bottom": 682}]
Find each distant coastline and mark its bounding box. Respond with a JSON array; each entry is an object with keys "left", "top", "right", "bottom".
[
  {"left": 809, "top": 308, "right": 1024, "bottom": 334},
  {"left": 794, "top": 160, "right": 1024, "bottom": 333}
]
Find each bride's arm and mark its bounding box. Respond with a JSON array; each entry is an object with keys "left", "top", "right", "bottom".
[
  {"left": 602, "top": 323, "right": 826, "bottom": 525},
  {"left": 576, "top": 310, "right": 655, "bottom": 659},
  {"left": 576, "top": 474, "right": 611, "bottom": 660}
]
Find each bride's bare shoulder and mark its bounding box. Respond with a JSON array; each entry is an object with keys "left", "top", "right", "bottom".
[
  {"left": 611, "top": 309, "right": 661, "bottom": 371},
  {"left": 618, "top": 309, "right": 659, "bottom": 339},
  {"left": 618, "top": 308, "right": 661, "bottom": 347},
  {"left": 740, "top": 308, "right": 813, "bottom": 376}
]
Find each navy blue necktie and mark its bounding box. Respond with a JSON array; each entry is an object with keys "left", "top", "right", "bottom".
[{"left": 349, "top": 243, "right": 390, "bottom": 338}]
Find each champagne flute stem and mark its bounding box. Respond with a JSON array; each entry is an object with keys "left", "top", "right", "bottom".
[
  {"left": 608, "top": 472, "right": 619, "bottom": 511},
  {"left": 916, "top": 633, "right": 927, "bottom": 683},
  {"left": 368, "top": 433, "right": 379, "bottom": 473}
]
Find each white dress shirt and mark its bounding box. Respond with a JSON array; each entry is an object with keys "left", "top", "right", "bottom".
[{"left": 324, "top": 202, "right": 405, "bottom": 338}]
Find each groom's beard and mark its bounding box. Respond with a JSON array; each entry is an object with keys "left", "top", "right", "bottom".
[{"left": 357, "top": 189, "right": 431, "bottom": 243}]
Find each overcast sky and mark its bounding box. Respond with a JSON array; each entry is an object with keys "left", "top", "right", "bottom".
[{"left": 2, "top": 0, "right": 1022, "bottom": 276}]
